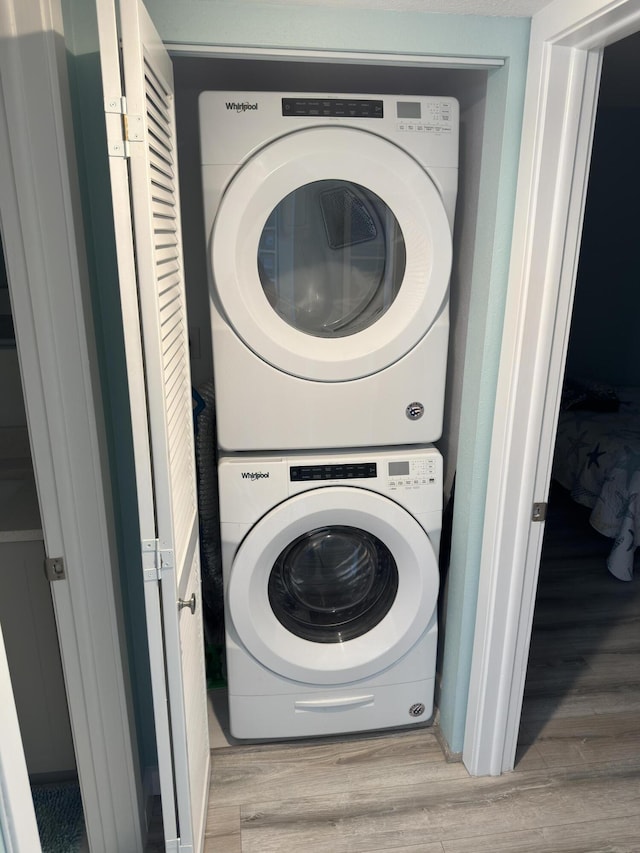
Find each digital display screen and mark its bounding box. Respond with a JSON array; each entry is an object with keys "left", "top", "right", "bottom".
[
  {"left": 396, "top": 101, "right": 421, "bottom": 119},
  {"left": 389, "top": 461, "right": 410, "bottom": 476}
]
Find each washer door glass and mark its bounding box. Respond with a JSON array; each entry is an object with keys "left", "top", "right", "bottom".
[
  {"left": 258, "top": 181, "right": 406, "bottom": 338},
  {"left": 226, "top": 486, "right": 440, "bottom": 685},
  {"left": 268, "top": 525, "right": 398, "bottom": 642}
]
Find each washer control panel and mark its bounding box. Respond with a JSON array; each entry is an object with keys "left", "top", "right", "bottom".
[
  {"left": 288, "top": 455, "right": 438, "bottom": 492},
  {"left": 387, "top": 457, "right": 437, "bottom": 491}
]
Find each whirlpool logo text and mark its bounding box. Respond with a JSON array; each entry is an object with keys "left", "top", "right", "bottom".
[
  {"left": 241, "top": 471, "right": 270, "bottom": 481},
  {"left": 226, "top": 101, "right": 258, "bottom": 112}
]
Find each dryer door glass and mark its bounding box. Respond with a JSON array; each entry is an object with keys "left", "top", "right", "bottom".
[
  {"left": 268, "top": 524, "right": 399, "bottom": 643},
  {"left": 258, "top": 180, "right": 406, "bottom": 338}
]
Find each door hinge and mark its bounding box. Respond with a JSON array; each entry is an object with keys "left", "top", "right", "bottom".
[
  {"left": 532, "top": 502, "right": 548, "bottom": 522},
  {"left": 104, "top": 96, "right": 129, "bottom": 158},
  {"left": 104, "top": 97, "right": 142, "bottom": 158},
  {"left": 142, "top": 539, "right": 175, "bottom": 582},
  {"left": 45, "top": 556, "right": 66, "bottom": 582},
  {"left": 123, "top": 112, "right": 143, "bottom": 143}
]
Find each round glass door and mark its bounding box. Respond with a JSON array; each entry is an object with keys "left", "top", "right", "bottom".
[
  {"left": 226, "top": 486, "right": 440, "bottom": 684},
  {"left": 268, "top": 525, "right": 399, "bottom": 643},
  {"left": 211, "top": 126, "right": 453, "bottom": 382},
  {"left": 258, "top": 180, "right": 406, "bottom": 338}
]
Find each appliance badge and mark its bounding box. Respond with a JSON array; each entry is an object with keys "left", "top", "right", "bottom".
[
  {"left": 406, "top": 402, "right": 425, "bottom": 421},
  {"left": 225, "top": 101, "right": 259, "bottom": 112},
  {"left": 241, "top": 471, "right": 270, "bottom": 481}
]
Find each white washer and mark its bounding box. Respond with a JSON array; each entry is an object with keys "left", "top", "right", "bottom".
[
  {"left": 218, "top": 445, "right": 442, "bottom": 740},
  {"left": 200, "top": 92, "right": 458, "bottom": 451}
]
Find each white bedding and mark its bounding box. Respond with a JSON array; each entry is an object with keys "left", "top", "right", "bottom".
[{"left": 552, "top": 386, "right": 640, "bottom": 581}]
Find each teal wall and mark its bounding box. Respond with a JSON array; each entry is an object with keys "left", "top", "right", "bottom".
[
  {"left": 61, "top": 0, "right": 530, "bottom": 761},
  {"left": 146, "top": 0, "right": 530, "bottom": 754}
]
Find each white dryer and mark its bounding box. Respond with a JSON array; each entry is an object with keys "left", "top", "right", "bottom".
[
  {"left": 200, "top": 92, "right": 458, "bottom": 451},
  {"left": 218, "top": 445, "right": 442, "bottom": 740}
]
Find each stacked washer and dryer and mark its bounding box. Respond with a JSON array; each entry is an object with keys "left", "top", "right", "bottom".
[{"left": 199, "top": 91, "right": 458, "bottom": 739}]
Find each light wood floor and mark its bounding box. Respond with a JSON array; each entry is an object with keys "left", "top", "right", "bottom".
[{"left": 195, "top": 487, "right": 640, "bottom": 852}]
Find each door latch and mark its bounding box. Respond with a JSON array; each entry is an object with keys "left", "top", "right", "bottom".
[
  {"left": 45, "top": 556, "right": 66, "bottom": 582},
  {"left": 532, "top": 502, "right": 548, "bottom": 522}
]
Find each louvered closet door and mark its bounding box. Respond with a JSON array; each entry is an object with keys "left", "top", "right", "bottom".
[{"left": 96, "top": 1, "right": 210, "bottom": 850}]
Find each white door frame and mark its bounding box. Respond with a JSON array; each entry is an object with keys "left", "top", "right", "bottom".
[
  {"left": 0, "top": 0, "right": 144, "bottom": 848},
  {"left": 465, "top": 0, "right": 640, "bottom": 776}
]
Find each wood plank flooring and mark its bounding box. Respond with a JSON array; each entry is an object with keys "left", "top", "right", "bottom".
[{"left": 194, "top": 486, "right": 640, "bottom": 852}]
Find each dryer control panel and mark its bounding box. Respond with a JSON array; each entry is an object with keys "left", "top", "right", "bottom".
[
  {"left": 200, "top": 91, "right": 459, "bottom": 172},
  {"left": 282, "top": 97, "right": 383, "bottom": 118},
  {"left": 290, "top": 462, "right": 377, "bottom": 481},
  {"left": 387, "top": 457, "right": 437, "bottom": 491}
]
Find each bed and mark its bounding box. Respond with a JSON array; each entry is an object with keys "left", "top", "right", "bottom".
[{"left": 552, "top": 382, "right": 640, "bottom": 581}]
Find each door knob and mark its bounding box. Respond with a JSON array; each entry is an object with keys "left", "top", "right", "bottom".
[{"left": 178, "top": 593, "right": 196, "bottom": 614}]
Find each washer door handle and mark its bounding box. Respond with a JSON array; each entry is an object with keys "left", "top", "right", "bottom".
[{"left": 178, "top": 593, "right": 196, "bottom": 614}]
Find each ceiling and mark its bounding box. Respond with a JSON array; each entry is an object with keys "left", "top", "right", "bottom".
[{"left": 262, "top": 0, "right": 553, "bottom": 16}]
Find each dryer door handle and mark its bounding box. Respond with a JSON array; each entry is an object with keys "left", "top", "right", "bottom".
[{"left": 294, "top": 694, "right": 374, "bottom": 712}]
